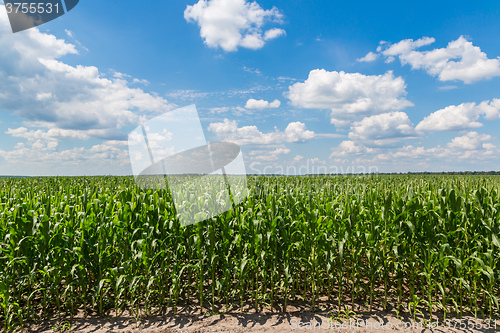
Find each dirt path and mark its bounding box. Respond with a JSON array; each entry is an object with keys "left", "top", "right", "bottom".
[{"left": 25, "top": 311, "right": 499, "bottom": 333}]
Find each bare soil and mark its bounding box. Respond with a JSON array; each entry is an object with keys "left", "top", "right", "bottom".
[{"left": 22, "top": 305, "right": 499, "bottom": 333}]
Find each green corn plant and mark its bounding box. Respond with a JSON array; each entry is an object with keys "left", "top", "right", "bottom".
[{"left": 1, "top": 175, "right": 500, "bottom": 330}]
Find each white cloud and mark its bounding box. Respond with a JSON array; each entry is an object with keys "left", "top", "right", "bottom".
[
  {"left": 402, "top": 137, "right": 496, "bottom": 160},
  {"left": 245, "top": 98, "right": 281, "bottom": 109},
  {"left": 208, "top": 106, "right": 250, "bottom": 117},
  {"left": 167, "top": 89, "right": 210, "bottom": 100},
  {"left": 330, "top": 140, "right": 376, "bottom": 157},
  {"left": 348, "top": 111, "right": 418, "bottom": 147},
  {"left": 277, "top": 76, "right": 297, "bottom": 82},
  {"left": 438, "top": 85, "right": 458, "bottom": 91},
  {"left": 286, "top": 69, "right": 413, "bottom": 124},
  {"left": 242, "top": 66, "right": 261, "bottom": 74},
  {"left": 184, "top": 0, "right": 285, "bottom": 52},
  {"left": 380, "top": 36, "right": 500, "bottom": 83},
  {"left": 448, "top": 131, "right": 493, "bottom": 150},
  {"left": 250, "top": 146, "right": 290, "bottom": 161},
  {"left": 363, "top": 131, "right": 498, "bottom": 166},
  {"left": 416, "top": 103, "right": 482, "bottom": 131},
  {"left": 416, "top": 99, "right": 500, "bottom": 131},
  {"left": 0, "top": 10, "right": 172, "bottom": 140},
  {"left": 7, "top": 127, "right": 89, "bottom": 142},
  {"left": 132, "top": 78, "right": 150, "bottom": 85},
  {"left": 357, "top": 51, "right": 379, "bottom": 62},
  {"left": 208, "top": 119, "right": 315, "bottom": 145},
  {"left": 327, "top": 130, "right": 499, "bottom": 170},
  {"left": 480, "top": 99, "right": 500, "bottom": 120},
  {"left": 329, "top": 118, "right": 351, "bottom": 128},
  {"left": 382, "top": 37, "right": 435, "bottom": 57},
  {"left": 272, "top": 147, "right": 290, "bottom": 155},
  {"left": 64, "top": 29, "right": 88, "bottom": 52},
  {"left": 0, "top": 130, "right": 131, "bottom": 176},
  {"left": 4, "top": 127, "right": 134, "bottom": 155},
  {"left": 384, "top": 56, "right": 395, "bottom": 63},
  {"left": 264, "top": 28, "right": 286, "bottom": 41},
  {"left": 209, "top": 106, "right": 231, "bottom": 113},
  {"left": 284, "top": 122, "right": 315, "bottom": 142},
  {"left": 307, "top": 158, "right": 326, "bottom": 165}
]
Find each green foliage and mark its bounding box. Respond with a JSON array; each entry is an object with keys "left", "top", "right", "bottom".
[{"left": 0, "top": 175, "right": 499, "bottom": 330}]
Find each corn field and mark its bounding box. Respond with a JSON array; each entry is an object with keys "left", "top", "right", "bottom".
[{"left": 1, "top": 175, "right": 499, "bottom": 329}]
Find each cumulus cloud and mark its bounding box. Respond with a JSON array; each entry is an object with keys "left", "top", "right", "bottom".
[
  {"left": 3, "top": 126, "right": 134, "bottom": 171},
  {"left": 360, "top": 131, "right": 498, "bottom": 167},
  {"left": 395, "top": 137, "right": 497, "bottom": 161},
  {"left": 264, "top": 28, "right": 286, "bottom": 41},
  {"left": 329, "top": 130, "right": 498, "bottom": 169},
  {"left": 0, "top": 10, "right": 172, "bottom": 140},
  {"left": 184, "top": 0, "right": 285, "bottom": 52},
  {"left": 0, "top": 135, "right": 131, "bottom": 176},
  {"left": 284, "top": 122, "right": 315, "bottom": 142},
  {"left": 245, "top": 98, "right": 281, "bottom": 109},
  {"left": 286, "top": 69, "right": 413, "bottom": 124},
  {"left": 348, "top": 111, "right": 418, "bottom": 147},
  {"left": 416, "top": 99, "right": 500, "bottom": 131},
  {"left": 448, "top": 131, "right": 493, "bottom": 150},
  {"left": 382, "top": 37, "right": 435, "bottom": 57},
  {"left": 329, "top": 118, "right": 351, "bottom": 128},
  {"left": 379, "top": 36, "right": 500, "bottom": 83},
  {"left": 7, "top": 127, "right": 91, "bottom": 143},
  {"left": 330, "top": 140, "right": 376, "bottom": 158},
  {"left": 480, "top": 99, "right": 500, "bottom": 120},
  {"left": 249, "top": 146, "right": 290, "bottom": 161},
  {"left": 208, "top": 119, "right": 315, "bottom": 145},
  {"left": 357, "top": 51, "right": 379, "bottom": 62},
  {"left": 416, "top": 103, "right": 482, "bottom": 131}
]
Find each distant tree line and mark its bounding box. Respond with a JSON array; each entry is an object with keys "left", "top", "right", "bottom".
[
  {"left": 397, "top": 171, "right": 500, "bottom": 175},
  {"left": 248, "top": 171, "right": 500, "bottom": 176}
]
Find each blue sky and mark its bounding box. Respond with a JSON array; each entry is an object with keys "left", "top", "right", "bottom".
[{"left": 1, "top": 0, "right": 500, "bottom": 175}]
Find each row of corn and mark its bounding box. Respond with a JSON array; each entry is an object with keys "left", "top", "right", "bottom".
[{"left": 0, "top": 175, "right": 499, "bottom": 329}]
